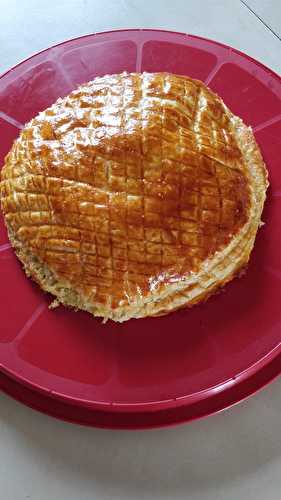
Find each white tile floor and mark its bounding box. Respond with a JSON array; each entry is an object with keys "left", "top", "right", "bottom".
[
  {"left": 243, "top": 0, "right": 281, "bottom": 38},
  {"left": 0, "top": 2, "right": 280, "bottom": 500}
]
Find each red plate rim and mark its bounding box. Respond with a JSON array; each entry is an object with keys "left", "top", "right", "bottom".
[
  {"left": 0, "top": 336, "right": 280, "bottom": 412},
  {"left": 0, "top": 346, "right": 280, "bottom": 429},
  {"left": 1, "top": 28, "right": 281, "bottom": 83}
]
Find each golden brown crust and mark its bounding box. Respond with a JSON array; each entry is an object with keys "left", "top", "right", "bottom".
[{"left": 0, "top": 72, "right": 268, "bottom": 321}]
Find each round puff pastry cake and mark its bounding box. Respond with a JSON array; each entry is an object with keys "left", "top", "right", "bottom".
[{"left": 0, "top": 72, "right": 268, "bottom": 322}]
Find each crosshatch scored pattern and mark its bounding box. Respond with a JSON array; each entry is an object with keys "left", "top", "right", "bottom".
[{"left": 1, "top": 72, "right": 250, "bottom": 315}]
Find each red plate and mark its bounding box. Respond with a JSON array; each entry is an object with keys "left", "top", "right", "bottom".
[{"left": 0, "top": 30, "right": 280, "bottom": 429}]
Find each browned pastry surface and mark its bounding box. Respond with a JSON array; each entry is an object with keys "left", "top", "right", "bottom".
[{"left": 0, "top": 72, "right": 268, "bottom": 321}]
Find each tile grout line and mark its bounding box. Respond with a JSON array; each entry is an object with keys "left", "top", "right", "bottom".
[{"left": 240, "top": 0, "right": 281, "bottom": 42}]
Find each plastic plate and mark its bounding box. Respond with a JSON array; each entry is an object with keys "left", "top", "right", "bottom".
[{"left": 0, "top": 29, "right": 280, "bottom": 429}]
